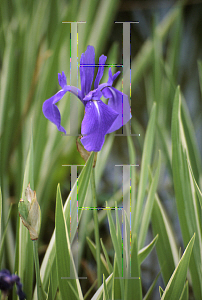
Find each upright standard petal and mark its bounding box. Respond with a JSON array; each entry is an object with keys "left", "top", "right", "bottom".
[
  {"left": 81, "top": 100, "right": 118, "bottom": 152},
  {"left": 58, "top": 71, "right": 67, "bottom": 88},
  {"left": 58, "top": 72, "right": 82, "bottom": 100},
  {"left": 101, "top": 86, "right": 131, "bottom": 133},
  {"left": 94, "top": 54, "right": 107, "bottom": 89},
  {"left": 98, "top": 68, "right": 120, "bottom": 90},
  {"left": 79, "top": 46, "right": 95, "bottom": 97},
  {"left": 107, "top": 68, "right": 120, "bottom": 86}
]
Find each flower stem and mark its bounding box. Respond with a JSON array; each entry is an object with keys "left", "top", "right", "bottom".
[
  {"left": 1, "top": 293, "right": 7, "bottom": 300},
  {"left": 33, "top": 240, "right": 46, "bottom": 300},
  {"left": 91, "top": 167, "right": 102, "bottom": 288}
]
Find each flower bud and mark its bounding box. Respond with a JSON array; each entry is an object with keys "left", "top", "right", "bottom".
[{"left": 18, "top": 183, "right": 41, "bottom": 240}]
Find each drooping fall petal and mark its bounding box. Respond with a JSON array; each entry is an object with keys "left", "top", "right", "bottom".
[
  {"left": 42, "top": 72, "right": 82, "bottom": 134},
  {"left": 101, "top": 86, "right": 131, "bottom": 133},
  {"left": 81, "top": 100, "right": 118, "bottom": 151}
]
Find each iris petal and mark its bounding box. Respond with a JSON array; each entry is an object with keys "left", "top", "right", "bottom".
[
  {"left": 81, "top": 100, "right": 118, "bottom": 152},
  {"left": 0, "top": 269, "right": 26, "bottom": 300},
  {"left": 107, "top": 68, "right": 120, "bottom": 86},
  {"left": 42, "top": 85, "right": 82, "bottom": 134},
  {"left": 79, "top": 54, "right": 85, "bottom": 99},
  {"left": 43, "top": 46, "right": 132, "bottom": 152},
  {"left": 94, "top": 54, "right": 107, "bottom": 89},
  {"left": 58, "top": 71, "right": 67, "bottom": 88},
  {"left": 101, "top": 87, "right": 131, "bottom": 133},
  {"left": 58, "top": 72, "right": 82, "bottom": 100},
  {"left": 42, "top": 91, "right": 67, "bottom": 134},
  {"left": 80, "top": 45, "right": 95, "bottom": 97}
]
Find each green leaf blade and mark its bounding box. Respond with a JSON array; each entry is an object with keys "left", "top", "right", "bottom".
[
  {"left": 132, "top": 102, "right": 156, "bottom": 234},
  {"left": 55, "top": 184, "right": 83, "bottom": 300},
  {"left": 161, "top": 234, "right": 195, "bottom": 300},
  {"left": 39, "top": 153, "right": 94, "bottom": 298},
  {"left": 171, "top": 86, "right": 202, "bottom": 299},
  {"left": 15, "top": 129, "right": 34, "bottom": 300}
]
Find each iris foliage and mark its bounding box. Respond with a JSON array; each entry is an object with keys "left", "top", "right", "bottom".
[{"left": 0, "top": 0, "right": 201, "bottom": 299}]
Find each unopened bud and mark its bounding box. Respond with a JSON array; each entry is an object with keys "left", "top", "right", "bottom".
[{"left": 18, "top": 183, "right": 41, "bottom": 240}]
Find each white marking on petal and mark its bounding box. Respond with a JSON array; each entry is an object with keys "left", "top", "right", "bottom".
[
  {"left": 108, "top": 87, "right": 117, "bottom": 99},
  {"left": 93, "top": 100, "right": 100, "bottom": 118}
]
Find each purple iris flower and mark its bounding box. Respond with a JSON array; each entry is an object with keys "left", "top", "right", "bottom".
[
  {"left": 43, "top": 45, "right": 131, "bottom": 152},
  {"left": 0, "top": 269, "right": 26, "bottom": 300}
]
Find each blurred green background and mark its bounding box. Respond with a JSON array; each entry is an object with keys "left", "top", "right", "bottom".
[{"left": 0, "top": 0, "right": 202, "bottom": 299}]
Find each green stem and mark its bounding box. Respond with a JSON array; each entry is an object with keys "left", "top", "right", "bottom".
[
  {"left": 33, "top": 240, "right": 46, "bottom": 300},
  {"left": 1, "top": 292, "right": 8, "bottom": 300},
  {"left": 91, "top": 167, "right": 102, "bottom": 288}
]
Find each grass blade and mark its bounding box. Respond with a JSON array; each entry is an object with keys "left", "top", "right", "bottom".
[
  {"left": 103, "top": 273, "right": 110, "bottom": 300},
  {"left": 151, "top": 195, "right": 178, "bottom": 285},
  {"left": 100, "top": 238, "right": 113, "bottom": 274},
  {"left": 143, "top": 271, "right": 160, "bottom": 300},
  {"left": 187, "top": 158, "right": 202, "bottom": 209},
  {"left": 128, "top": 234, "right": 142, "bottom": 300},
  {"left": 16, "top": 129, "right": 34, "bottom": 300},
  {"left": 0, "top": 204, "right": 13, "bottom": 268},
  {"left": 91, "top": 273, "right": 113, "bottom": 300},
  {"left": 161, "top": 234, "right": 195, "bottom": 300},
  {"left": 179, "top": 281, "right": 189, "bottom": 300},
  {"left": 106, "top": 203, "right": 124, "bottom": 299},
  {"left": 38, "top": 153, "right": 94, "bottom": 297},
  {"left": 138, "top": 234, "right": 159, "bottom": 265},
  {"left": 172, "top": 86, "right": 202, "bottom": 299},
  {"left": 132, "top": 102, "right": 156, "bottom": 234},
  {"left": 55, "top": 184, "right": 83, "bottom": 300},
  {"left": 86, "top": 237, "right": 110, "bottom": 277},
  {"left": 138, "top": 151, "right": 161, "bottom": 249}
]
